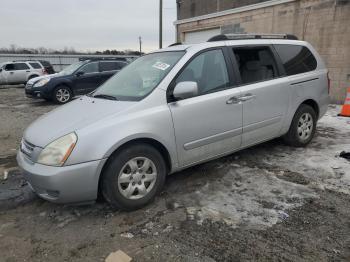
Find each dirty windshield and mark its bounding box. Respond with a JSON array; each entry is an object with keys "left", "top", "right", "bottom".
[{"left": 93, "top": 51, "right": 184, "bottom": 101}]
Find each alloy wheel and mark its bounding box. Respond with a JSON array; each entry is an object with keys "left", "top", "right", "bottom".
[{"left": 56, "top": 88, "right": 70, "bottom": 103}]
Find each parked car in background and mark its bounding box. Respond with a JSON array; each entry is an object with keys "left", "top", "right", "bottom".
[
  {"left": 25, "top": 59, "right": 128, "bottom": 104},
  {"left": 0, "top": 61, "right": 46, "bottom": 85},
  {"left": 17, "top": 34, "right": 329, "bottom": 210},
  {"left": 12, "top": 60, "right": 55, "bottom": 74},
  {"left": 38, "top": 60, "right": 55, "bottom": 74}
]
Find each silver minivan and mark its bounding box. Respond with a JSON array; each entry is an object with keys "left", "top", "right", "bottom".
[{"left": 17, "top": 34, "right": 330, "bottom": 210}]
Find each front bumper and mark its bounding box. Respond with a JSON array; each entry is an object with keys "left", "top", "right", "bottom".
[
  {"left": 25, "top": 84, "right": 50, "bottom": 99},
  {"left": 17, "top": 150, "right": 107, "bottom": 204}
]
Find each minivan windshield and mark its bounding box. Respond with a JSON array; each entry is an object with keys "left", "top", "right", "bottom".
[
  {"left": 58, "top": 61, "right": 86, "bottom": 76},
  {"left": 93, "top": 51, "right": 185, "bottom": 101}
]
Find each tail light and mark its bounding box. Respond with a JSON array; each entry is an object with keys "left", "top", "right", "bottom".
[{"left": 327, "top": 72, "right": 330, "bottom": 94}]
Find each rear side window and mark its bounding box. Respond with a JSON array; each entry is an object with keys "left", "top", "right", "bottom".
[
  {"left": 14, "top": 63, "right": 30, "bottom": 70},
  {"left": 233, "top": 46, "right": 279, "bottom": 85},
  {"left": 274, "top": 44, "right": 317, "bottom": 76},
  {"left": 29, "top": 62, "right": 41, "bottom": 69},
  {"left": 100, "top": 61, "right": 126, "bottom": 72}
]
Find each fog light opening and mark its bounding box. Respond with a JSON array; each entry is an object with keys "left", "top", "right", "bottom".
[{"left": 46, "top": 190, "right": 59, "bottom": 198}]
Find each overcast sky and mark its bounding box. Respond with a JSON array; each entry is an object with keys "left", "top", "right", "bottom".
[{"left": 0, "top": 0, "right": 177, "bottom": 53}]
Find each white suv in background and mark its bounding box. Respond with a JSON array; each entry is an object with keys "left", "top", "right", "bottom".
[{"left": 0, "top": 61, "right": 46, "bottom": 85}]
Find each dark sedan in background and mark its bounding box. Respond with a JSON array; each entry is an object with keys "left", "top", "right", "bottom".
[{"left": 25, "top": 59, "right": 128, "bottom": 104}]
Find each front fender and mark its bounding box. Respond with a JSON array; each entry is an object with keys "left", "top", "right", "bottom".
[
  {"left": 103, "top": 132, "right": 177, "bottom": 165},
  {"left": 65, "top": 103, "right": 179, "bottom": 171}
]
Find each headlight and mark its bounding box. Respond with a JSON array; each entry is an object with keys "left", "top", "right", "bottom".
[
  {"left": 33, "top": 78, "right": 50, "bottom": 87},
  {"left": 37, "top": 133, "right": 77, "bottom": 166}
]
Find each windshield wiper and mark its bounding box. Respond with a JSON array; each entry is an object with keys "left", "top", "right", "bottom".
[{"left": 93, "top": 94, "right": 118, "bottom": 101}]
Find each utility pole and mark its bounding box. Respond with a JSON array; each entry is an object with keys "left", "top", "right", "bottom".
[
  {"left": 159, "top": 0, "right": 163, "bottom": 49},
  {"left": 139, "top": 36, "right": 142, "bottom": 55}
]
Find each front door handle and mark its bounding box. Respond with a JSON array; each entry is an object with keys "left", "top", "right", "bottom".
[
  {"left": 239, "top": 93, "right": 256, "bottom": 102},
  {"left": 226, "top": 96, "right": 241, "bottom": 105}
]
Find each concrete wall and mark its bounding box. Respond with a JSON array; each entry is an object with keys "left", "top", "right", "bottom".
[{"left": 176, "top": 0, "right": 350, "bottom": 104}]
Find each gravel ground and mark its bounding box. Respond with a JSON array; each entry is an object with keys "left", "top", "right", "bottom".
[{"left": 0, "top": 86, "right": 349, "bottom": 262}]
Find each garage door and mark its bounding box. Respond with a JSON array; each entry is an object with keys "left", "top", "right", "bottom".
[{"left": 184, "top": 28, "right": 221, "bottom": 44}]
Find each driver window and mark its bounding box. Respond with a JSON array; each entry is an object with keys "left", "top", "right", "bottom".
[
  {"left": 5, "top": 64, "right": 15, "bottom": 71},
  {"left": 175, "top": 49, "right": 230, "bottom": 96},
  {"left": 79, "top": 62, "right": 99, "bottom": 74}
]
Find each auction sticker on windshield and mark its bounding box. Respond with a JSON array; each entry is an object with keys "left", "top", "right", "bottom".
[{"left": 152, "top": 62, "right": 170, "bottom": 71}]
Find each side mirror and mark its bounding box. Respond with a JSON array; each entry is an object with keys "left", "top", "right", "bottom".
[
  {"left": 173, "top": 81, "right": 198, "bottom": 100},
  {"left": 76, "top": 71, "right": 84, "bottom": 77}
]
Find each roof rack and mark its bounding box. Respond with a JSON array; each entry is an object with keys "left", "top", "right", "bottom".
[
  {"left": 78, "top": 57, "right": 127, "bottom": 62},
  {"left": 12, "top": 59, "right": 41, "bottom": 62},
  {"left": 208, "top": 33, "right": 298, "bottom": 42}
]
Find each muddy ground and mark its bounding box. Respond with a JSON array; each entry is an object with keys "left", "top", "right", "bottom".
[{"left": 0, "top": 86, "right": 349, "bottom": 262}]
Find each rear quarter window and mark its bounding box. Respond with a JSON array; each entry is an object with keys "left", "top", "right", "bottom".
[{"left": 274, "top": 44, "right": 317, "bottom": 76}]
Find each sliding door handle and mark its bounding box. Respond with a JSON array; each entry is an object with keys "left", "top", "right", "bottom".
[
  {"left": 239, "top": 93, "right": 256, "bottom": 102},
  {"left": 226, "top": 96, "right": 241, "bottom": 105}
]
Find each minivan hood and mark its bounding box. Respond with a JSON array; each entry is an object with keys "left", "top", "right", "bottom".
[{"left": 24, "top": 96, "right": 136, "bottom": 147}]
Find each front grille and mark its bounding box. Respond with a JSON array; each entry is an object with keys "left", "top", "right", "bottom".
[{"left": 20, "top": 139, "right": 35, "bottom": 160}]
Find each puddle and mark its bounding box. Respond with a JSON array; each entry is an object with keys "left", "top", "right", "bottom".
[{"left": 0, "top": 169, "right": 36, "bottom": 210}]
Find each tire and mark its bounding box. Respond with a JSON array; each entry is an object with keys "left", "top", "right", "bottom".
[
  {"left": 283, "top": 104, "right": 317, "bottom": 147},
  {"left": 53, "top": 85, "right": 72, "bottom": 104},
  {"left": 102, "top": 143, "right": 167, "bottom": 210}
]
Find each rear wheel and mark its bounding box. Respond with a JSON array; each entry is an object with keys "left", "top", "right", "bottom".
[
  {"left": 283, "top": 104, "right": 317, "bottom": 147},
  {"left": 101, "top": 143, "right": 166, "bottom": 210},
  {"left": 53, "top": 85, "right": 72, "bottom": 104}
]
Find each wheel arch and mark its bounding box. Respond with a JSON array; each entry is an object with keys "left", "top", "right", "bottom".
[
  {"left": 27, "top": 74, "right": 39, "bottom": 80},
  {"left": 282, "top": 98, "right": 320, "bottom": 137},
  {"left": 300, "top": 99, "right": 320, "bottom": 119},
  {"left": 97, "top": 137, "right": 173, "bottom": 197},
  {"left": 54, "top": 82, "right": 73, "bottom": 93}
]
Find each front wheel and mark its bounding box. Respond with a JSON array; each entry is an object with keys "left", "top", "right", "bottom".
[
  {"left": 101, "top": 143, "right": 167, "bottom": 210},
  {"left": 53, "top": 86, "right": 72, "bottom": 104},
  {"left": 283, "top": 104, "right": 317, "bottom": 147}
]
